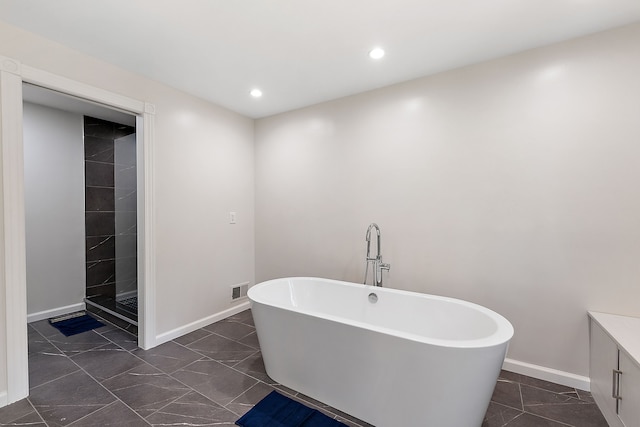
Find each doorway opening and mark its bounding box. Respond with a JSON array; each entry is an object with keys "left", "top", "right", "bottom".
[
  {"left": 23, "top": 84, "right": 140, "bottom": 331},
  {"left": 1, "top": 58, "right": 156, "bottom": 406}
]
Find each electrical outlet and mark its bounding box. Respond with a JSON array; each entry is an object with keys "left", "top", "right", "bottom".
[{"left": 229, "top": 211, "right": 237, "bottom": 224}]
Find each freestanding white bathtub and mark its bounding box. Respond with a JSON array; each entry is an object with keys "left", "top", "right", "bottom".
[{"left": 248, "top": 277, "right": 514, "bottom": 427}]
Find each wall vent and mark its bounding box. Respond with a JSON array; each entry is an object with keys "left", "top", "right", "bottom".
[{"left": 231, "top": 282, "right": 250, "bottom": 301}]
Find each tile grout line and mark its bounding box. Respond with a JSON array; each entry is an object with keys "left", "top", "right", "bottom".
[
  {"left": 176, "top": 317, "right": 368, "bottom": 426},
  {"left": 123, "top": 343, "right": 247, "bottom": 422},
  {"left": 22, "top": 310, "right": 600, "bottom": 427},
  {"left": 31, "top": 314, "right": 359, "bottom": 427},
  {"left": 95, "top": 339, "right": 203, "bottom": 423},
  {"left": 24, "top": 396, "right": 49, "bottom": 427},
  {"left": 165, "top": 327, "right": 284, "bottom": 419},
  {"left": 196, "top": 325, "right": 368, "bottom": 426},
  {"left": 31, "top": 321, "right": 153, "bottom": 426}
]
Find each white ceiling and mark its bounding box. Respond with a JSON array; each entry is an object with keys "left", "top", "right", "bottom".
[{"left": 2, "top": 0, "right": 640, "bottom": 119}]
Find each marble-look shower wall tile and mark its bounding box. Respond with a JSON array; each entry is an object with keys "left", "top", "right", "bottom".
[
  {"left": 84, "top": 115, "right": 137, "bottom": 328},
  {"left": 86, "top": 236, "right": 115, "bottom": 262},
  {"left": 116, "top": 278, "right": 137, "bottom": 296},
  {"left": 116, "top": 258, "right": 138, "bottom": 295},
  {"left": 114, "top": 135, "right": 136, "bottom": 165},
  {"left": 84, "top": 135, "right": 114, "bottom": 162},
  {"left": 85, "top": 212, "right": 115, "bottom": 237},
  {"left": 86, "top": 259, "right": 116, "bottom": 286},
  {"left": 84, "top": 116, "right": 116, "bottom": 138},
  {"left": 115, "top": 188, "right": 137, "bottom": 212},
  {"left": 113, "top": 124, "right": 135, "bottom": 139},
  {"left": 115, "top": 211, "right": 137, "bottom": 235},
  {"left": 85, "top": 117, "right": 118, "bottom": 308},
  {"left": 115, "top": 234, "right": 137, "bottom": 258},
  {"left": 85, "top": 186, "right": 115, "bottom": 212},
  {"left": 86, "top": 283, "right": 116, "bottom": 299},
  {"left": 84, "top": 161, "right": 114, "bottom": 188},
  {"left": 115, "top": 164, "right": 137, "bottom": 189}
]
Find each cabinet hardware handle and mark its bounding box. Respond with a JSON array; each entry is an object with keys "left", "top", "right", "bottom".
[{"left": 612, "top": 369, "right": 622, "bottom": 400}]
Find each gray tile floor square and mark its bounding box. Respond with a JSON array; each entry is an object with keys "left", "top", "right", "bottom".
[{"left": 0, "top": 309, "right": 608, "bottom": 427}]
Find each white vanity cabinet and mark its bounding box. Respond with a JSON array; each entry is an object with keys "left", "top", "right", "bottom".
[{"left": 589, "top": 312, "right": 640, "bottom": 427}]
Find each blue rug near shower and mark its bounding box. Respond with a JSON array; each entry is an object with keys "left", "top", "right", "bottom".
[
  {"left": 49, "top": 312, "right": 105, "bottom": 337},
  {"left": 236, "top": 391, "right": 348, "bottom": 427}
]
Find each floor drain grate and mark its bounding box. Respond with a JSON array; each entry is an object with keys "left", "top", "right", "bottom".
[{"left": 118, "top": 296, "right": 138, "bottom": 312}]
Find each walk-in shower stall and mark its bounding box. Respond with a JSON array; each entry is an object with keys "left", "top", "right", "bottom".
[{"left": 84, "top": 115, "right": 138, "bottom": 326}]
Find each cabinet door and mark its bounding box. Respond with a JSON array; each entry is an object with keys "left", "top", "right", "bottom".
[
  {"left": 590, "top": 321, "right": 620, "bottom": 420},
  {"left": 618, "top": 351, "right": 640, "bottom": 427}
]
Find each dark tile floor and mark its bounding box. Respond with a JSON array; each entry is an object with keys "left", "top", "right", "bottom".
[{"left": 0, "top": 309, "right": 608, "bottom": 427}]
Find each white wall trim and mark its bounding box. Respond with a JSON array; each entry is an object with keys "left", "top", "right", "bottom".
[
  {"left": 155, "top": 301, "right": 251, "bottom": 345},
  {"left": 137, "top": 110, "right": 157, "bottom": 350},
  {"left": 503, "top": 358, "right": 591, "bottom": 391},
  {"left": 0, "top": 54, "right": 157, "bottom": 407},
  {"left": 27, "top": 302, "right": 86, "bottom": 324},
  {"left": 20, "top": 65, "right": 144, "bottom": 115},
  {"left": 1, "top": 63, "right": 29, "bottom": 405}
]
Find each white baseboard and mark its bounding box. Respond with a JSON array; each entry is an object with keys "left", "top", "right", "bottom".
[
  {"left": 0, "top": 390, "right": 7, "bottom": 408},
  {"left": 27, "top": 302, "right": 86, "bottom": 323},
  {"left": 155, "top": 301, "right": 251, "bottom": 346},
  {"left": 503, "top": 358, "right": 591, "bottom": 391}
]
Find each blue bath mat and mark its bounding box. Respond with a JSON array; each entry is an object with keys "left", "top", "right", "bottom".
[
  {"left": 236, "top": 391, "right": 347, "bottom": 427},
  {"left": 49, "top": 312, "right": 105, "bottom": 337}
]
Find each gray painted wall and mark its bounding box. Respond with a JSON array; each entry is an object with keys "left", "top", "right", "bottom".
[
  {"left": 255, "top": 24, "right": 640, "bottom": 379},
  {"left": 23, "top": 102, "right": 85, "bottom": 317}
]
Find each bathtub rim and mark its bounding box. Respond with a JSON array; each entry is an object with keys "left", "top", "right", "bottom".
[{"left": 249, "top": 276, "right": 514, "bottom": 350}]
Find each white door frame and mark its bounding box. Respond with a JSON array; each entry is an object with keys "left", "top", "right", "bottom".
[{"left": 0, "top": 55, "right": 157, "bottom": 406}]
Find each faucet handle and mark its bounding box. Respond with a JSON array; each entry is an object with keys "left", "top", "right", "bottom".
[{"left": 380, "top": 262, "right": 390, "bottom": 271}]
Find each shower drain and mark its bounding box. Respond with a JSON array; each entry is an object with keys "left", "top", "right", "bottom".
[{"left": 118, "top": 296, "right": 138, "bottom": 312}]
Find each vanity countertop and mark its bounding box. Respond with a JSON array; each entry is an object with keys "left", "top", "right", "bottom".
[{"left": 589, "top": 311, "right": 640, "bottom": 367}]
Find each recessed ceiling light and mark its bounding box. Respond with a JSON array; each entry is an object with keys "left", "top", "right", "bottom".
[
  {"left": 369, "top": 47, "right": 385, "bottom": 60},
  {"left": 250, "top": 88, "right": 263, "bottom": 98}
]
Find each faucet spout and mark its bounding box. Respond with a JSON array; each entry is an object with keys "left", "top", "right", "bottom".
[
  {"left": 364, "top": 223, "right": 390, "bottom": 287},
  {"left": 365, "top": 223, "right": 381, "bottom": 261}
]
